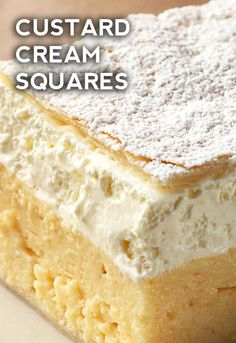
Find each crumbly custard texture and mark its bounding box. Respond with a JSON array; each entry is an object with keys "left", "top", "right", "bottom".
[
  {"left": 1, "top": 166, "right": 236, "bottom": 343},
  {"left": 1, "top": 78, "right": 236, "bottom": 281},
  {"left": 0, "top": 166, "right": 146, "bottom": 343},
  {"left": 1, "top": 0, "right": 236, "bottom": 183}
]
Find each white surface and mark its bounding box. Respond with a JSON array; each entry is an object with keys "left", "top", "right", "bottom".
[
  {"left": 1, "top": 79, "right": 236, "bottom": 281},
  {"left": 1, "top": 1, "right": 236, "bottom": 183},
  {"left": 0, "top": 283, "right": 72, "bottom": 343}
]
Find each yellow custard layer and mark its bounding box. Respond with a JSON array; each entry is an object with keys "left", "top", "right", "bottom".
[
  {"left": 1, "top": 166, "right": 236, "bottom": 343},
  {"left": 1, "top": 77, "right": 236, "bottom": 281}
]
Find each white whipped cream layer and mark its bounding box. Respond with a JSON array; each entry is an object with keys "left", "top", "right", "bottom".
[{"left": 1, "top": 79, "right": 236, "bottom": 281}]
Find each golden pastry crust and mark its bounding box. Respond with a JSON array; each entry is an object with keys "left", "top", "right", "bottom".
[
  {"left": 1, "top": 1, "right": 236, "bottom": 187},
  {"left": 0, "top": 71, "right": 235, "bottom": 191}
]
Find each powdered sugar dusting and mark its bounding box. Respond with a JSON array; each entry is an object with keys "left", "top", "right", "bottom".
[{"left": 1, "top": 0, "right": 236, "bottom": 183}]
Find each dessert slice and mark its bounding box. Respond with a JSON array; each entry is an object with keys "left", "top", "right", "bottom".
[{"left": 1, "top": 1, "right": 236, "bottom": 342}]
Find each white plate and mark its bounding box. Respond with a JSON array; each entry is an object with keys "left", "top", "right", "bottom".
[{"left": 0, "top": 283, "right": 72, "bottom": 343}]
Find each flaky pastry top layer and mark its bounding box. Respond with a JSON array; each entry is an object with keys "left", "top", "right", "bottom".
[{"left": 1, "top": 0, "right": 236, "bottom": 185}]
